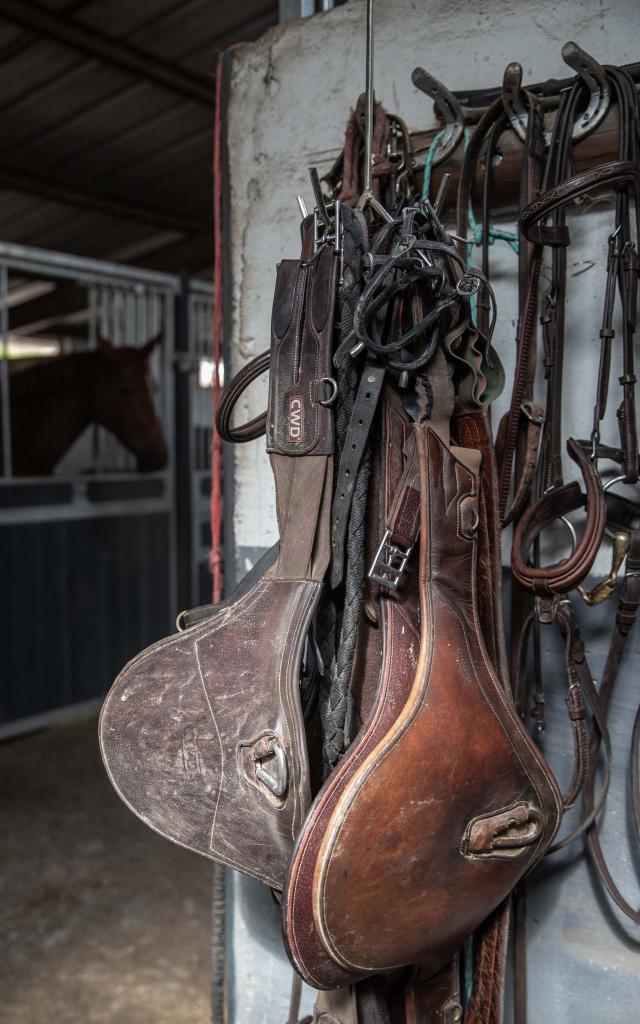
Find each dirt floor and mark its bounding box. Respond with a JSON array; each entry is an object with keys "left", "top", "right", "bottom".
[{"left": 0, "top": 715, "right": 213, "bottom": 1024}]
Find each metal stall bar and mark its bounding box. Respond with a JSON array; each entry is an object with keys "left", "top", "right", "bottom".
[{"left": 0, "top": 241, "right": 180, "bottom": 290}]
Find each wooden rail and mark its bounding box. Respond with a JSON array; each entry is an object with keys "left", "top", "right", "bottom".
[{"left": 411, "top": 103, "right": 631, "bottom": 216}]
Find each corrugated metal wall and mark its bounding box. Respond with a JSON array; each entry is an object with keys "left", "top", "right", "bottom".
[{"left": 0, "top": 512, "right": 171, "bottom": 723}]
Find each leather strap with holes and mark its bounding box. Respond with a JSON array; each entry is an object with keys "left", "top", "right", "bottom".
[{"left": 330, "top": 362, "right": 385, "bottom": 588}]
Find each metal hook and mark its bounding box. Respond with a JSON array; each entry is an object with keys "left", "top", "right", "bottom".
[
  {"left": 502, "top": 62, "right": 529, "bottom": 143},
  {"left": 411, "top": 67, "right": 465, "bottom": 165},
  {"left": 562, "top": 41, "right": 610, "bottom": 142}
]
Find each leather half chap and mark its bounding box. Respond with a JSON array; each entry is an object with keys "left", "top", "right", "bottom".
[
  {"left": 283, "top": 409, "right": 561, "bottom": 989},
  {"left": 99, "top": 226, "right": 339, "bottom": 890}
]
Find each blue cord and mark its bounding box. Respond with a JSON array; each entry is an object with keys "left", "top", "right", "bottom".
[{"left": 422, "top": 128, "right": 519, "bottom": 255}]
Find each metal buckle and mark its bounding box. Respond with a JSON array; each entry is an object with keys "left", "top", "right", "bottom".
[
  {"left": 368, "top": 529, "right": 413, "bottom": 590},
  {"left": 520, "top": 402, "right": 545, "bottom": 425}
]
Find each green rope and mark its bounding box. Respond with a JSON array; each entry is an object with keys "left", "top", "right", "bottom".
[{"left": 422, "top": 128, "right": 519, "bottom": 255}]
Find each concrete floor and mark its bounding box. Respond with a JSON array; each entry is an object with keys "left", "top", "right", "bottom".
[{"left": 0, "top": 715, "right": 213, "bottom": 1024}]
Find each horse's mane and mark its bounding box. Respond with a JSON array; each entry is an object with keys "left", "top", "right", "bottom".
[{"left": 9, "top": 350, "right": 99, "bottom": 403}]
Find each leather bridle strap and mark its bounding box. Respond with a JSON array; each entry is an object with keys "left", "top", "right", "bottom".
[
  {"left": 330, "top": 361, "right": 385, "bottom": 588},
  {"left": 498, "top": 159, "right": 640, "bottom": 522},
  {"left": 582, "top": 529, "right": 640, "bottom": 923},
  {"left": 511, "top": 603, "right": 590, "bottom": 812},
  {"left": 511, "top": 438, "right": 606, "bottom": 596},
  {"left": 520, "top": 160, "right": 640, "bottom": 239},
  {"left": 215, "top": 348, "right": 269, "bottom": 443}
]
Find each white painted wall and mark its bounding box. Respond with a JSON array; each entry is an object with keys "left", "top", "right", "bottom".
[
  {"left": 226, "top": 0, "right": 640, "bottom": 577},
  {"left": 224, "top": 3, "right": 640, "bottom": 1021}
]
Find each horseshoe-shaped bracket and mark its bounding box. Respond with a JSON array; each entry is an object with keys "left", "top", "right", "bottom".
[
  {"left": 502, "top": 62, "right": 529, "bottom": 142},
  {"left": 411, "top": 66, "right": 465, "bottom": 165},
  {"left": 562, "top": 41, "right": 610, "bottom": 141}
]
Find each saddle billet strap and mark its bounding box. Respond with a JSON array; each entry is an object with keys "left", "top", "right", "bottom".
[
  {"left": 266, "top": 220, "right": 340, "bottom": 583},
  {"left": 511, "top": 438, "right": 606, "bottom": 597},
  {"left": 215, "top": 348, "right": 269, "bottom": 443}
]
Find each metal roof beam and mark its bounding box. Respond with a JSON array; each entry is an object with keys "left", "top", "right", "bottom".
[
  {"left": 0, "top": 0, "right": 213, "bottom": 106},
  {"left": 7, "top": 234, "right": 212, "bottom": 333},
  {"left": 0, "top": 161, "right": 203, "bottom": 235}
]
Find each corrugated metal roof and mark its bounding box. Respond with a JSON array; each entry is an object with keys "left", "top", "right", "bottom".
[{"left": 0, "top": 0, "right": 278, "bottom": 283}]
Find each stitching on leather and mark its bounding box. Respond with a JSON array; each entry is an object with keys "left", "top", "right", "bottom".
[{"left": 316, "top": 436, "right": 559, "bottom": 974}]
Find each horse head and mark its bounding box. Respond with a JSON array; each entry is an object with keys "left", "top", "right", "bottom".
[{"left": 94, "top": 334, "right": 168, "bottom": 472}]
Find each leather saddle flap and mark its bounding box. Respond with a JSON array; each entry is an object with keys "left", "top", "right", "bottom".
[{"left": 99, "top": 577, "right": 320, "bottom": 890}]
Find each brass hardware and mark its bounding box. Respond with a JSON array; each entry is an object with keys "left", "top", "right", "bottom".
[{"left": 578, "top": 531, "right": 630, "bottom": 606}]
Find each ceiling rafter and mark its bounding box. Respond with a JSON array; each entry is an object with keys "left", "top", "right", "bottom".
[
  {"left": 0, "top": 0, "right": 213, "bottom": 106},
  {"left": 0, "top": 162, "right": 202, "bottom": 235}
]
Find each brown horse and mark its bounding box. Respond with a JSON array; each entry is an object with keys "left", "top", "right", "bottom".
[{"left": 2, "top": 335, "right": 168, "bottom": 476}]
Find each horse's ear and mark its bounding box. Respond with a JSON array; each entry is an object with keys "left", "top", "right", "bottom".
[{"left": 141, "top": 332, "right": 162, "bottom": 359}]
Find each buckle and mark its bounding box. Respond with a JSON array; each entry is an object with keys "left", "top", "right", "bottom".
[
  {"left": 368, "top": 529, "right": 413, "bottom": 590},
  {"left": 520, "top": 402, "right": 545, "bottom": 425}
]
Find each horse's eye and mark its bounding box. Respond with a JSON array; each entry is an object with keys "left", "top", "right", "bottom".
[{"left": 121, "top": 386, "right": 135, "bottom": 397}]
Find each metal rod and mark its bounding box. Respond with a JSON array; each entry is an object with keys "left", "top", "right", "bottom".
[
  {"left": 0, "top": 241, "right": 180, "bottom": 290},
  {"left": 296, "top": 195, "right": 309, "bottom": 219},
  {"left": 363, "top": 0, "right": 375, "bottom": 196},
  {"left": 0, "top": 264, "right": 12, "bottom": 477}
]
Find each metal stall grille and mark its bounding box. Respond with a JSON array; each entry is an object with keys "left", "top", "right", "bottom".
[{"left": 0, "top": 242, "right": 180, "bottom": 730}]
